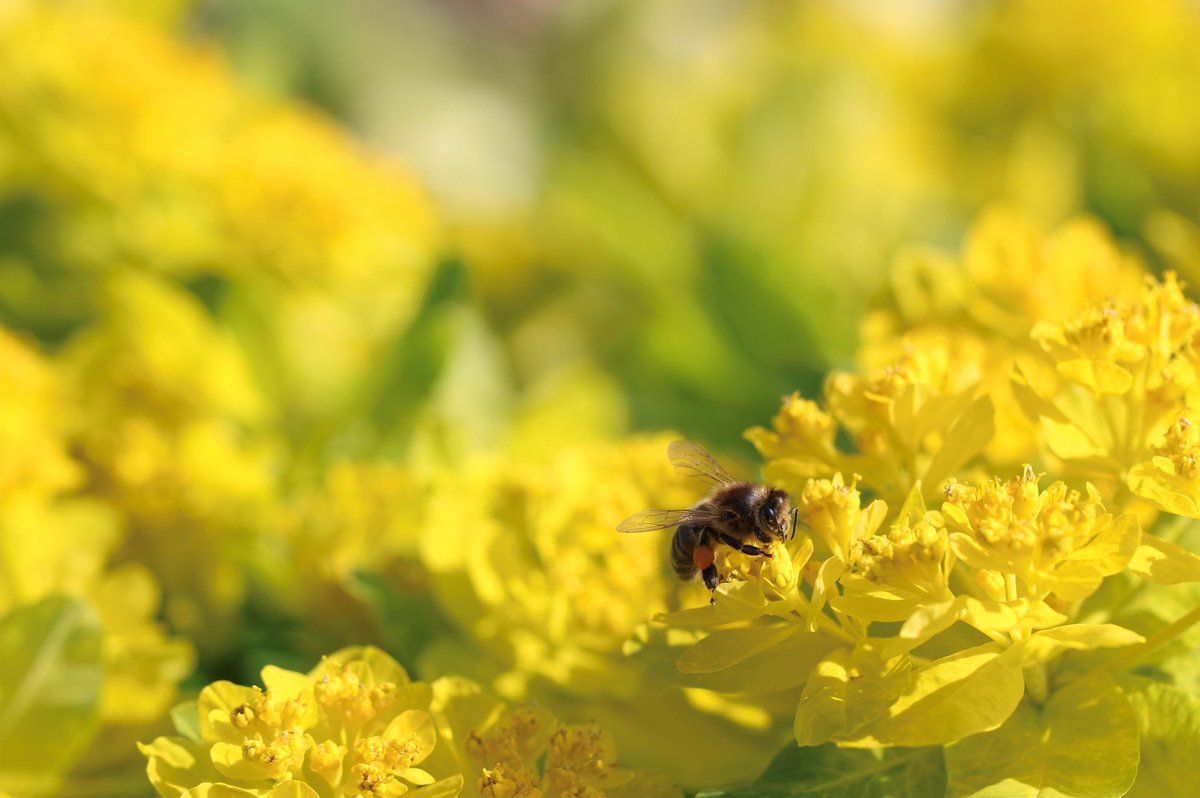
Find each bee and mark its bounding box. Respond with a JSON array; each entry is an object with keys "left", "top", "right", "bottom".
[{"left": 617, "top": 440, "right": 796, "bottom": 597}]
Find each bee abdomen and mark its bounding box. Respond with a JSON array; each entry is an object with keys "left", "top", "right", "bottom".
[{"left": 670, "top": 524, "right": 701, "bottom": 580}]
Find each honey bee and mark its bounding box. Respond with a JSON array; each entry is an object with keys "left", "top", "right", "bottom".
[{"left": 617, "top": 440, "right": 796, "bottom": 596}]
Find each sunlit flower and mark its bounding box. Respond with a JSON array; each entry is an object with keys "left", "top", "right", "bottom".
[
  {"left": 416, "top": 435, "right": 784, "bottom": 788},
  {"left": 1129, "top": 412, "right": 1200, "bottom": 517},
  {"left": 749, "top": 336, "right": 995, "bottom": 507},
  {"left": 140, "top": 646, "right": 461, "bottom": 798},
  {"left": 1020, "top": 272, "right": 1200, "bottom": 507}
]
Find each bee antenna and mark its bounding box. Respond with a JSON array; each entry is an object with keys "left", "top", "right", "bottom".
[{"left": 789, "top": 506, "right": 798, "bottom": 541}]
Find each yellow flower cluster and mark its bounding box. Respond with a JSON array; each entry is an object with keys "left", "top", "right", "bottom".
[
  {"left": 140, "top": 647, "right": 679, "bottom": 798},
  {"left": 416, "top": 436, "right": 778, "bottom": 789},
  {"left": 655, "top": 212, "right": 1200, "bottom": 792},
  {"left": 0, "top": 1, "right": 440, "bottom": 792}
]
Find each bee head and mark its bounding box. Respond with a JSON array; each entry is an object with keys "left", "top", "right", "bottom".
[{"left": 758, "top": 488, "right": 793, "bottom": 541}]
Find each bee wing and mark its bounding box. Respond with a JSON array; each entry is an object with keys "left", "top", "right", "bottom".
[
  {"left": 668, "top": 440, "right": 738, "bottom": 487},
  {"left": 616, "top": 507, "right": 720, "bottom": 533}
]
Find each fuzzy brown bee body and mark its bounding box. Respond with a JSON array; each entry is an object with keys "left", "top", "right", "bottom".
[{"left": 619, "top": 442, "right": 795, "bottom": 595}]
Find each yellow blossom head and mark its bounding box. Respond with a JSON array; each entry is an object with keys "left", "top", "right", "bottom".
[
  {"left": 941, "top": 469, "right": 1139, "bottom": 601},
  {"left": 143, "top": 646, "right": 457, "bottom": 797}
]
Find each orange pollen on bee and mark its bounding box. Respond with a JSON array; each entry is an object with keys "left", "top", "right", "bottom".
[{"left": 693, "top": 545, "right": 715, "bottom": 570}]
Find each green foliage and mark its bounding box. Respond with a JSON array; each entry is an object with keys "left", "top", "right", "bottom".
[
  {"left": 697, "top": 743, "right": 946, "bottom": 798},
  {"left": 0, "top": 596, "right": 103, "bottom": 796},
  {"left": 944, "top": 675, "right": 1139, "bottom": 798}
]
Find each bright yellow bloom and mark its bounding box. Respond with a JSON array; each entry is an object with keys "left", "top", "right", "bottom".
[
  {"left": 0, "top": 0, "right": 438, "bottom": 424},
  {"left": 941, "top": 468, "right": 1140, "bottom": 604},
  {"left": 1129, "top": 411, "right": 1200, "bottom": 517},
  {"left": 140, "top": 647, "right": 461, "bottom": 798},
  {"left": 749, "top": 336, "right": 995, "bottom": 507},
  {"left": 1020, "top": 272, "right": 1200, "bottom": 507},
  {"left": 417, "top": 435, "right": 782, "bottom": 788}
]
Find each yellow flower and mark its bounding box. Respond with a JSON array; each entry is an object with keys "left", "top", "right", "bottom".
[
  {"left": 426, "top": 677, "right": 680, "bottom": 798},
  {"left": 140, "top": 647, "right": 461, "bottom": 798},
  {"left": 749, "top": 336, "right": 995, "bottom": 507},
  {"left": 420, "top": 435, "right": 702, "bottom": 695},
  {"left": 417, "top": 435, "right": 783, "bottom": 789},
  {"left": 0, "top": 0, "right": 438, "bottom": 425},
  {"left": 836, "top": 514, "right": 954, "bottom": 624},
  {"left": 941, "top": 468, "right": 1140, "bottom": 603},
  {"left": 0, "top": 329, "right": 81, "bottom": 499},
  {"left": 1019, "top": 272, "right": 1200, "bottom": 506},
  {"left": 1129, "top": 412, "right": 1200, "bottom": 517},
  {"left": 63, "top": 274, "right": 276, "bottom": 651}
]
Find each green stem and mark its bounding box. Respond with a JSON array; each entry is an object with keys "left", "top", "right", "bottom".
[{"left": 1102, "top": 603, "right": 1200, "bottom": 675}]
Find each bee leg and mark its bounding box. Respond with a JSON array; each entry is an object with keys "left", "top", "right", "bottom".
[
  {"left": 702, "top": 563, "right": 720, "bottom": 601},
  {"left": 716, "top": 532, "right": 772, "bottom": 558}
]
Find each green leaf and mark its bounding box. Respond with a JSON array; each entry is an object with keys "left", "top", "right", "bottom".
[
  {"left": 170, "top": 700, "right": 203, "bottom": 743},
  {"left": 696, "top": 742, "right": 945, "bottom": 798},
  {"left": 922, "top": 396, "right": 994, "bottom": 492},
  {"left": 677, "top": 624, "right": 800, "bottom": 674},
  {"left": 794, "top": 650, "right": 909, "bottom": 746},
  {"left": 1128, "top": 534, "right": 1200, "bottom": 585},
  {"left": 944, "top": 674, "right": 1139, "bottom": 798},
  {"left": 1118, "top": 676, "right": 1200, "bottom": 798},
  {"left": 847, "top": 643, "right": 1025, "bottom": 748},
  {"left": 1021, "top": 624, "right": 1144, "bottom": 667},
  {"left": 0, "top": 596, "right": 103, "bottom": 796},
  {"left": 413, "top": 775, "right": 466, "bottom": 798}
]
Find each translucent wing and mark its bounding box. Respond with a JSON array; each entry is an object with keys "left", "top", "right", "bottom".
[
  {"left": 668, "top": 440, "right": 738, "bottom": 487},
  {"left": 616, "top": 507, "right": 722, "bottom": 533}
]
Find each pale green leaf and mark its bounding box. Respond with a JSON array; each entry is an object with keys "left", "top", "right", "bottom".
[
  {"left": 1041, "top": 417, "right": 1105, "bottom": 460},
  {"left": 138, "top": 735, "right": 223, "bottom": 798},
  {"left": 677, "top": 624, "right": 799, "bottom": 674},
  {"left": 1129, "top": 534, "right": 1200, "bottom": 585},
  {"left": 695, "top": 742, "right": 945, "bottom": 798},
  {"left": 923, "top": 396, "right": 994, "bottom": 491},
  {"left": 1021, "top": 624, "right": 1144, "bottom": 667},
  {"left": 944, "top": 674, "right": 1138, "bottom": 798},
  {"left": 0, "top": 596, "right": 102, "bottom": 796},
  {"left": 847, "top": 643, "right": 1025, "bottom": 748},
  {"left": 689, "top": 627, "right": 842, "bottom": 693},
  {"left": 180, "top": 785, "right": 261, "bottom": 798},
  {"left": 413, "top": 775, "right": 465, "bottom": 798},
  {"left": 1129, "top": 462, "right": 1200, "bottom": 518},
  {"left": 1119, "top": 676, "right": 1200, "bottom": 798},
  {"left": 794, "top": 650, "right": 908, "bottom": 746},
  {"left": 171, "top": 700, "right": 203, "bottom": 743}
]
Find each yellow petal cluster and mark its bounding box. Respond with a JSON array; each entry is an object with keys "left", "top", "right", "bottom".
[
  {"left": 749, "top": 337, "right": 995, "bottom": 508},
  {"left": 658, "top": 210, "right": 1200, "bottom": 758},
  {"left": 140, "top": 647, "right": 455, "bottom": 798}
]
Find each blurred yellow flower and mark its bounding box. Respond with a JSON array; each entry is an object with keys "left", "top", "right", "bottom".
[
  {"left": 62, "top": 273, "right": 276, "bottom": 650},
  {"left": 425, "top": 677, "right": 681, "bottom": 798},
  {"left": 0, "top": 327, "right": 192, "bottom": 796}
]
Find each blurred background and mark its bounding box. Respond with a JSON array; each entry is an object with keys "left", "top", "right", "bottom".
[{"left": 2, "top": 0, "right": 1199, "bottom": 794}]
